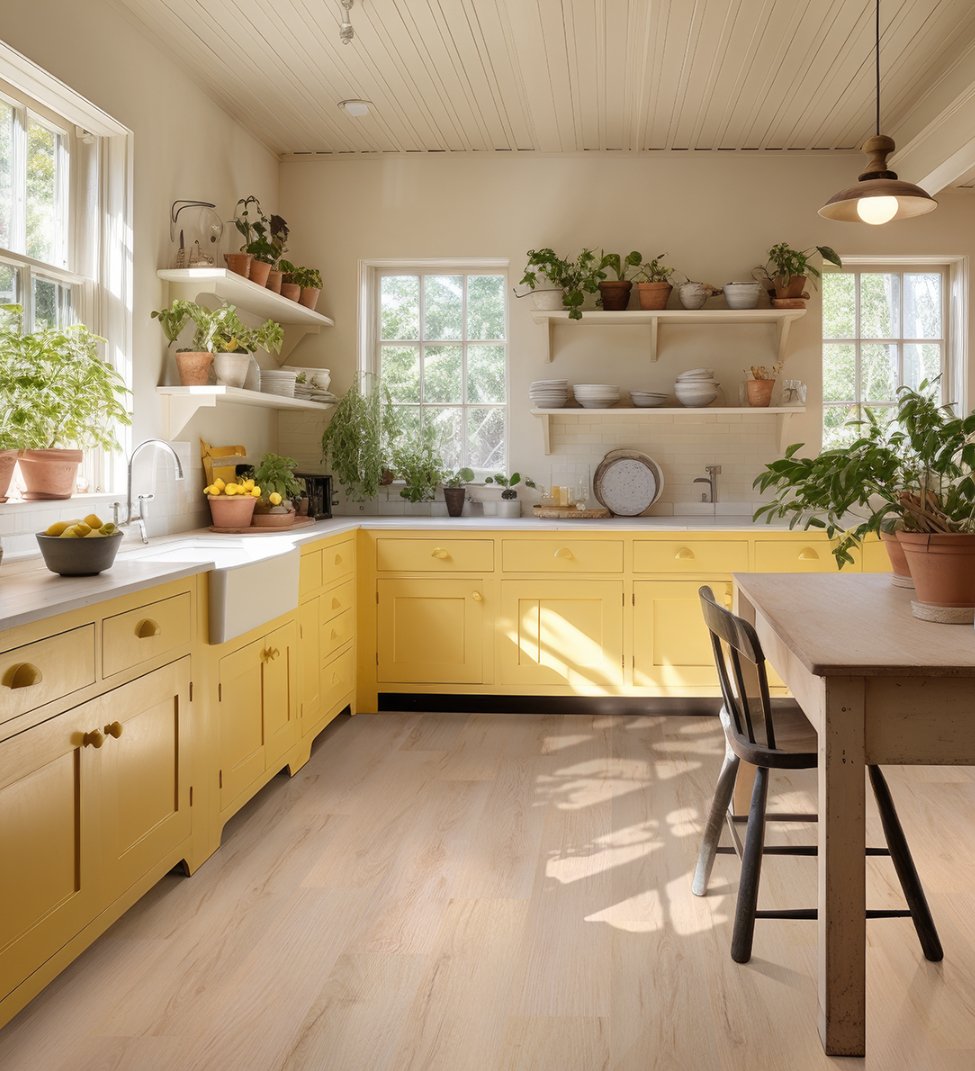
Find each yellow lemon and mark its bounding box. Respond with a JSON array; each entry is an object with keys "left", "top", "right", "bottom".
[
  {"left": 243, "top": 479, "right": 255, "bottom": 491},
  {"left": 99, "top": 522, "right": 118, "bottom": 536},
  {"left": 60, "top": 529, "right": 81, "bottom": 538},
  {"left": 251, "top": 487, "right": 261, "bottom": 498},
  {"left": 45, "top": 521, "right": 71, "bottom": 537},
  {"left": 225, "top": 484, "right": 239, "bottom": 496},
  {"left": 83, "top": 513, "right": 103, "bottom": 529},
  {"left": 213, "top": 477, "right": 226, "bottom": 491},
  {"left": 269, "top": 491, "right": 282, "bottom": 506},
  {"left": 72, "top": 522, "right": 92, "bottom": 537}
]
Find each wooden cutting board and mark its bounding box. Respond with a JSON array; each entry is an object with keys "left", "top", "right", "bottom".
[{"left": 532, "top": 505, "right": 611, "bottom": 519}]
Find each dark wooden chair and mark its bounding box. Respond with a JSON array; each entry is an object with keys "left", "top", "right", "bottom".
[{"left": 692, "top": 585, "right": 943, "bottom": 965}]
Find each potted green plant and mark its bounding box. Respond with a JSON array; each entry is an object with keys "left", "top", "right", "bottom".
[
  {"left": 442, "top": 466, "right": 475, "bottom": 517},
  {"left": 753, "top": 241, "right": 842, "bottom": 301},
  {"left": 485, "top": 470, "right": 536, "bottom": 518},
  {"left": 258, "top": 214, "right": 289, "bottom": 293},
  {"left": 754, "top": 382, "right": 975, "bottom": 617},
  {"left": 229, "top": 195, "right": 269, "bottom": 283},
  {"left": 392, "top": 424, "right": 448, "bottom": 505},
  {"left": 0, "top": 304, "right": 130, "bottom": 499},
  {"left": 744, "top": 362, "right": 782, "bottom": 407},
  {"left": 633, "top": 254, "right": 676, "bottom": 309},
  {"left": 249, "top": 452, "right": 304, "bottom": 527},
  {"left": 518, "top": 248, "right": 604, "bottom": 319},
  {"left": 279, "top": 264, "right": 323, "bottom": 309},
  {"left": 597, "top": 250, "right": 643, "bottom": 311},
  {"left": 320, "top": 378, "right": 401, "bottom": 502}
]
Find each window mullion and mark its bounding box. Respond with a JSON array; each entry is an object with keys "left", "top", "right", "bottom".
[{"left": 11, "top": 101, "right": 26, "bottom": 252}]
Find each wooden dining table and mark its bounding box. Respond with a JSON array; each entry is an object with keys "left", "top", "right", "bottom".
[{"left": 733, "top": 571, "right": 975, "bottom": 1057}]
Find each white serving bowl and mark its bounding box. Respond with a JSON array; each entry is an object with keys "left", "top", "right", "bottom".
[
  {"left": 674, "top": 386, "right": 718, "bottom": 407},
  {"left": 676, "top": 368, "right": 715, "bottom": 380},
  {"left": 631, "top": 394, "right": 669, "bottom": 408},
  {"left": 723, "top": 281, "right": 763, "bottom": 309}
]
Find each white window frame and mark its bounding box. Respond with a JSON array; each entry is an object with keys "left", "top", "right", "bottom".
[
  {"left": 358, "top": 258, "right": 510, "bottom": 475},
  {"left": 0, "top": 43, "right": 133, "bottom": 495}
]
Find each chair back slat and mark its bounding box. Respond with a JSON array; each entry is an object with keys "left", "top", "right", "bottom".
[{"left": 699, "top": 586, "right": 778, "bottom": 752}]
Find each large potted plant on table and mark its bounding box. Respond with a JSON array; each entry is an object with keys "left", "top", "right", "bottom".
[
  {"left": 0, "top": 305, "right": 130, "bottom": 499},
  {"left": 754, "top": 382, "right": 975, "bottom": 620}
]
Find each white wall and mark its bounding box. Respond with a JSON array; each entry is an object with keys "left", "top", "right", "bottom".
[
  {"left": 0, "top": 1, "right": 281, "bottom": 548},
  {"left": 279, "top": 152, "right": 975, "bottom": 514}
]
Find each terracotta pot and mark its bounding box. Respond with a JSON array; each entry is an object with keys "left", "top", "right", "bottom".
[
  {"left": 880, "top": 529, "right": 913, "bottom": 587},
  {"left": 896, "top": 531, "right": 975, "bottom": 614},
  {"left": 598, "top": 280, "right": 632, "bottom": 311},
  {"left": 252, "top": 506, "right": 296, "bottom": 528},
  {"left": 223, "top": 252, "right": 253, "bottom": 278},
  {"left": 0, "top": 449, "right": 17, "bottom": 502},
  {"left": 248, "top": 259, "right": 272, "bottom": 287},
  {"left": 299, "top": 286, "right": 321, "bottom": 310},
  {"left": 281, "top": 282, "right": 301, "bottom": 301},
  {"left": 175, "top": 350, "right": 214, "bottom": 386},
  {"left": 207, "top": 494, "right": 257, "bottom": 530},
  {"left": 266, "top": 270, "right": 283, "bottom": 294},
  {"left": 745, "top": 378, "right": 775, "bottom": 407},
  {"left": 443, "top": 486, "right": 466, "bottom": 518},
  {"left": 775, "top": 274, "right": 808, "bottom": 300},
  {"left": 634, "top": 282, "right": 673, "bottom": 310},
  {"left": 18, "top": 448, "right": 83, "bottom": 500},
  {"left": 380, "top": 468, "right": 395, "bottom": 486}
]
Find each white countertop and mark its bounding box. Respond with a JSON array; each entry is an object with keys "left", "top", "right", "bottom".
[{"left": 0, "top": 514, "right": 786, "bottom": 633}]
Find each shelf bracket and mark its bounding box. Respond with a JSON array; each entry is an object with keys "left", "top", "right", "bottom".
[
  {"left": 539, "top": 413, "right": 552, "bottom": 455},
  {"left": 162, "top": 392, "right": 218, "bottom": 439},
  {"left": 778, "top": 411, "right": 802, "bottom": 452},
  {"left": 648, "top": 317, "right": 659, "bottom": 362},
  {"left": 776, "top": 318, "right": 793, "bottom": 362},
  {"left": 277, "top": 325, "right": 322, "bottom": 364},
  {"left": 544, "top": 318, "right": 556, "bottom": 363}
]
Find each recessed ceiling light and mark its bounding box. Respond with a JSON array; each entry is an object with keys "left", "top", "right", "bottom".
[{"left": 338, "top": 99, "right": 371, "bottom": 117}]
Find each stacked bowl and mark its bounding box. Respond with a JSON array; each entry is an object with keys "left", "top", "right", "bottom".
[
  {"left": 529, "top": 379, "right": 569, "bottom": 408},
  {"left": 260, "top": 369, "right": 298, "bottom": 398},
  {"left": 674, "top": 368, "right": 719, "bottom": 408},
  {"left": 630, "top": 390, "right": 670, "bottom": 408},
  {"left": 574, "top": 383, "right": 621, "bottom": 409}
]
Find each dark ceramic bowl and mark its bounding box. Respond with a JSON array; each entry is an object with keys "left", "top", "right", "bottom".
[{"left": 35, "top": 531, "right": 123, "bottom": 576}]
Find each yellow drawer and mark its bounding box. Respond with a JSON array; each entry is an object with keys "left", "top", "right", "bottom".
[
  {"left": 860, "top": 539, "right": 891, "bottom": 573},
  {"left": 299, "top": 549, "right": 323, "bottom": 597},
  {"left": 321, "top": 579, "right": 355, "bottom": 624},
  {"left": 322, "top": 646, "right": 354, "bottom": 701},
  {"left": 0, "top": 625, "right": 96, "bottom": 725},
  {"left": 633, "top": 540, "right": 748, "bottom": 573},
  {"left": 320, "top": 609, "right": 353, "bottom": 661},
  {"left": 501, "top": 539, "right": 623, "bottom": 573},
  {"left": 754, "top": 540, "right": 839, "bottom": 573},
  {"left": 376, "top": 538, "right": 493, "bottom": 572},
  {"left": 324, "top": 538, "right": 355, "bottom": 584},
  {"left": 102, "top": 593, "right": 192, "bottom": 678}
]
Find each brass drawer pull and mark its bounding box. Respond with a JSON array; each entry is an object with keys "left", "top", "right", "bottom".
[
  {"left": 676, "top": 547, "right": 695, "bottom": 560},
  {"left": 554, "top": 547, "right": 574, "bottom": 560},
  {"left": 104, "top": 721, "right": 123, "bottom": 739},
  {"left": 3, "top": 663, "right": 42, "bottom": 689},
  {"left": 82, "top": 729, "right": 105, "bottom": 749},
  {"left": 472, "top": 591, "right": 483, "bottom": 602},
  {"left": 431, "top": 547, "right": 450, "bottom": 560},
  {"left": 798, "top": 547, "right": 820, "bottom": 561},
  {"left": 331, "top": 596, "right": 342, "bottom": 610},
  {"left": 136, "top": 618, "right": 160, "bottom": 638}
]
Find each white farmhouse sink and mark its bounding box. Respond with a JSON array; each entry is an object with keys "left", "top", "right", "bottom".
[{"left": 130, "top": 538, "right": 300, "bottom": 644}]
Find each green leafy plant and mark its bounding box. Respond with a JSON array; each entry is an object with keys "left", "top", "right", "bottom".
[
  {"left": 392, "top": 423, "right": 449, "bottom": 503},
  {"left": 443, "top": 466, "right": 475, "bottom": 489},
  {"left": 485, "top": 471, "right": 536, "bottom": 500},
  {"left": 634, "top": 253, "right": 676, "bottom": 283},
  {"left": 598, "top": 250, "right": 643, "bottom": 281},
  {"left": 280, "top": 263, "right": 322, "bottom": 289},
  {"left": 519, "top": 248, "right": 604, "bottom": 319},
  {"left": 0, "top": 304, "right": 130, "bottom": 450},
  {"left": 251, "top": 452, "right": 304, "bottom": 506},
  {"left": 151, "top": 301, "right": 282, "bottom": 356},
  {"left": 753, "top": 381, "right": 975, "bottom": 566},
  {"left": 233, "top": 196, "right": 289, "bottom": 265},
  {"left": 754, "top": 241, "right": 842, "bottom": 290},
  {"left": 320, "top": 378, "right": 401, "bottom": 501}
]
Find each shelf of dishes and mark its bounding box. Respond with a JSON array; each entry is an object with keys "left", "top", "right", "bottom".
[
  {"left": 156, "top": 385, "right": 335, "bottom": 438},
  {"left": 530, "top": 406, "right": 806, "bottom": 455},
  {"left": 530, "top": 308, "right": 806, "bottom": 362}
]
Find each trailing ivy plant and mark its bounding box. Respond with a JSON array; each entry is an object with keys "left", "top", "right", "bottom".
[
  {"left": 519, "top": 248, "right": 604, "bottom": 319},
  {"left": 320, "top": 377, "right": 401, "bottom": 501}
]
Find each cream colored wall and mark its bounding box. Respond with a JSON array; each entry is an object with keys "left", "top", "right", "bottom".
[
  {"left": 279, "top": 153, "right": 975, "bottom": 513},
  {"left": 0, "top": 1, "right": 280, "bottom": 544}
]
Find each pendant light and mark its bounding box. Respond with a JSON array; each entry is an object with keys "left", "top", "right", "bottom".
[{"left": 819, "top": 0, "right": 936, "bottom": 224}]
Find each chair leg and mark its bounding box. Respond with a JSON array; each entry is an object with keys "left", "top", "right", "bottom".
[
  {"left": 692, "top": 750, "right": 740, "bottom": 896},
  {"left": 731, "top": 765, "right": 769, "bottom": 964},
  {"left": 868, "top": 765, "right": 944, "bottom": 963}
]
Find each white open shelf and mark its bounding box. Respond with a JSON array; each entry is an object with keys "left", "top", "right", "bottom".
[
  {"left": 530, "top": 406, "right": 807, "bottom": 454},
  {"left": 531, "top": 308, "right": 806, "bottom": 362},
  {"left": 157, "top": 385, "right": 334, "bottom": 438}
]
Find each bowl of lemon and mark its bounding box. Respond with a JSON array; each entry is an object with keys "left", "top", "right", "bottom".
[{"left": 36, "top": 514, "right": 122, "bottom": 576}]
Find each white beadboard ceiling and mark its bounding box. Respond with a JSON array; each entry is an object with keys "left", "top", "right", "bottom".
[{"left": 114, "top": 0, "right": 975, "bottom": 170}]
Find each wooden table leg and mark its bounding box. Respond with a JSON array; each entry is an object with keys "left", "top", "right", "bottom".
[{"left": 818, "top": 677, "right": 867, "bottom": 1056}]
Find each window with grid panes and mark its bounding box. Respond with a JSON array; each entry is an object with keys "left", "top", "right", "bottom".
[
  {"left": 375, "top": 270, "right": 507, "bottom": 474},
  {"left": 822, "top": 267, "right": 947, "bottom": 448}
]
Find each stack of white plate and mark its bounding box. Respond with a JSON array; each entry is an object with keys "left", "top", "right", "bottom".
[
  {"left": 529, "top": 379, "right": 569, "bottom": 408},
  {"left": 674, "top": 368, "right": 719, "bottom": 408},
  {"left": 630, "top": 390, "right": 670, "bottom": 408},
  {"left": 260, "top": 369, "right": 298, "bottom": 398},
  {"left": 574, "top": 383, "right": 621, "bottom": 409}
]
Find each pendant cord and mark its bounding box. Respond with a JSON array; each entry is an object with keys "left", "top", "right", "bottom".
[{"left": 874, "top": 0, "right": 881, "bottom": 135}]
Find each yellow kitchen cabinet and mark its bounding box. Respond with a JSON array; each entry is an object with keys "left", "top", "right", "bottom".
[
  {"left": 497, "top": 580, "right": 624, "bottom": 689},
  {"left": 377, "top": 577, "right": 488, "bottom": 684},
  {"left": 752, "top": 537, "right": 842, "bottom": 572},
  {"left": 633, "top": 580, "right": 731, "bottom": 691},
  {"left": 376, "top": 536, "right": 493, "bottom": 573},
  {"left": 298, "top": 597, "right": 321, "bottom": 730},
  {"left": 860, "top": 536, "right": 892, "bottom": 573},
  {"left": 217, "top": 620, "right": 297, "bottom": 813},
  {"left": 633, "top": 539, "right": 748, "bottom": 574},
  {"left": 501, "top": 538, "right": 623, "bottom": 574}
]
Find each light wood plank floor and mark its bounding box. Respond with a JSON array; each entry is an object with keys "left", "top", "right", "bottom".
[{"left": 1, "top": 711, "right": 973, "bottom": 1070}]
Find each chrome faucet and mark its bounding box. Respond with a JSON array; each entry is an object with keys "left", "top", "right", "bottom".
[
  {"left": 115, "top": 439, "right": 184, "bottom": 543},
  {"left": 694, "top": 464, "right": 721, "bottom": 504}
]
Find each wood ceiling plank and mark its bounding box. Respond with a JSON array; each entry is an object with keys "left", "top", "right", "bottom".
[
  {"left": 644, "top": 1, "right": 702, "bottom": 149},
  {"left": 500, "top": 0, "right": 566, "bottom": 153}
]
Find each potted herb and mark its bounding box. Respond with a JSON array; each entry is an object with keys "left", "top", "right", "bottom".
[
  {"left": 754, "top": 383, "right": 975, "bottom": 617},
  {"left": 250, "top": 452, "right": 304, "bottom": 526},
  {"left": 231, "top": 195, "right": 271, "bottom": 284},
  {"left": 485, "top": 471, "right": 536, "bottom": 518},
  {"left": 392, "top": 424, "right": 448, "bottom": 505},
  {"left": 753, "top": 241, "right": 842, "bottom": 301},
  {"left": 279, "top": 263, "right": 323, "bottom": 309},
  {"left": 0, "top": 305, "right": 130, "bottom": 499},
  {"left": 518, "top": 248, "right": 604, "bottom": 319},
  {"left": 597, "top": 250, "right": 643, "bottom": 311},
  {"left": 633, "top": 254, "right": 676, "bottom": 309},
  {"left": 743, "top": 362, "right": 782, "bottom": 407},
  {"left": 261, "top": 214, "right": 290, "bottom": 293},
  {"left": 320, "top": 378, "right": 400, "bottom": 501},
  {"left": 443, "top": 466, "right": 475, "bottom": 517}
]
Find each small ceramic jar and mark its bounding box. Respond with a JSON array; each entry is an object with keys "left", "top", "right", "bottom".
[
  {"left": 679, "top": 282, "right": 711, "bottom": 309},
  {"left": 723, "top": 281, "right": 763, "bottom": 309}
]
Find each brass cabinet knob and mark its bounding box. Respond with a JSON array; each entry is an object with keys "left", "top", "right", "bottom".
[
  {"left": 82, "top": 729, "right": 105, "bottom": 749},
  {"left": 472, "top": 591, "right": 483, "bottom": 602},
  {"left": 675, "top": 547, "right": 695, "bottom": 560},
  {"left": 798, "top": 547, "right": 820, "bottom": 561},
  {"left": 2, "top": 663, "right": 42, "bottom": 689},
  {"left": 431, "top": 547, "right": 449, "bottom": 560},
  {"left": 554, "top": 547, "right": 574, "bottom": 560},
  {"left": 136, "top": 618, "right": 160, "bottom": 638},
  {"left": 104, "top": 721, "right": 123, "bottom": 739}
]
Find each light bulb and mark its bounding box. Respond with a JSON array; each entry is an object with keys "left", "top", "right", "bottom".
[{"left": 856, "top": 195, "right": 898, "bottom": 225}]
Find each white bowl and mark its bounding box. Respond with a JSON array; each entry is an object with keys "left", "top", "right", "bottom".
[
  {"left": 631, "top": 395, "right": 669, "bottom": 408},
  {"left": 677, "top": 368, "right": 715, "bottom": 380},
  {"left": 723, "top": 281, "right": 763, "bottom": 309}
]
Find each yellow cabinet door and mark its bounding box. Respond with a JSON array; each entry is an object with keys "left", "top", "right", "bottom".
[
  {"left": 0, "top": 700, "right": 99, "bottom": 1003},
  {"left": 298, "top": 599, "right": 321, "bottom": 733},
  {"left": 633, "top": 580, "right": 731, "bottom": 689},
  {"left": 377, "top": 578, "right": 485, "bottom": 684},
  {"left": 218, "top": 638, "right": 265, "bottom": 808},
  {"left": 498, "top": 580, "right": 624, "bottom": 688},
  {"left": 263, "top": 621, "right": 297, "bottom": 768},
  {"left": 860, "top": 538, "right": 892, "bottom": 573},
  {"left": 98, "top": 658, "right": 192, "bottom": 897}
]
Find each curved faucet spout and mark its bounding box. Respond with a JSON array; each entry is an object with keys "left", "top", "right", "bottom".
[{"left": 121, "top": 439, "right": 185, "bottom": 543}]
